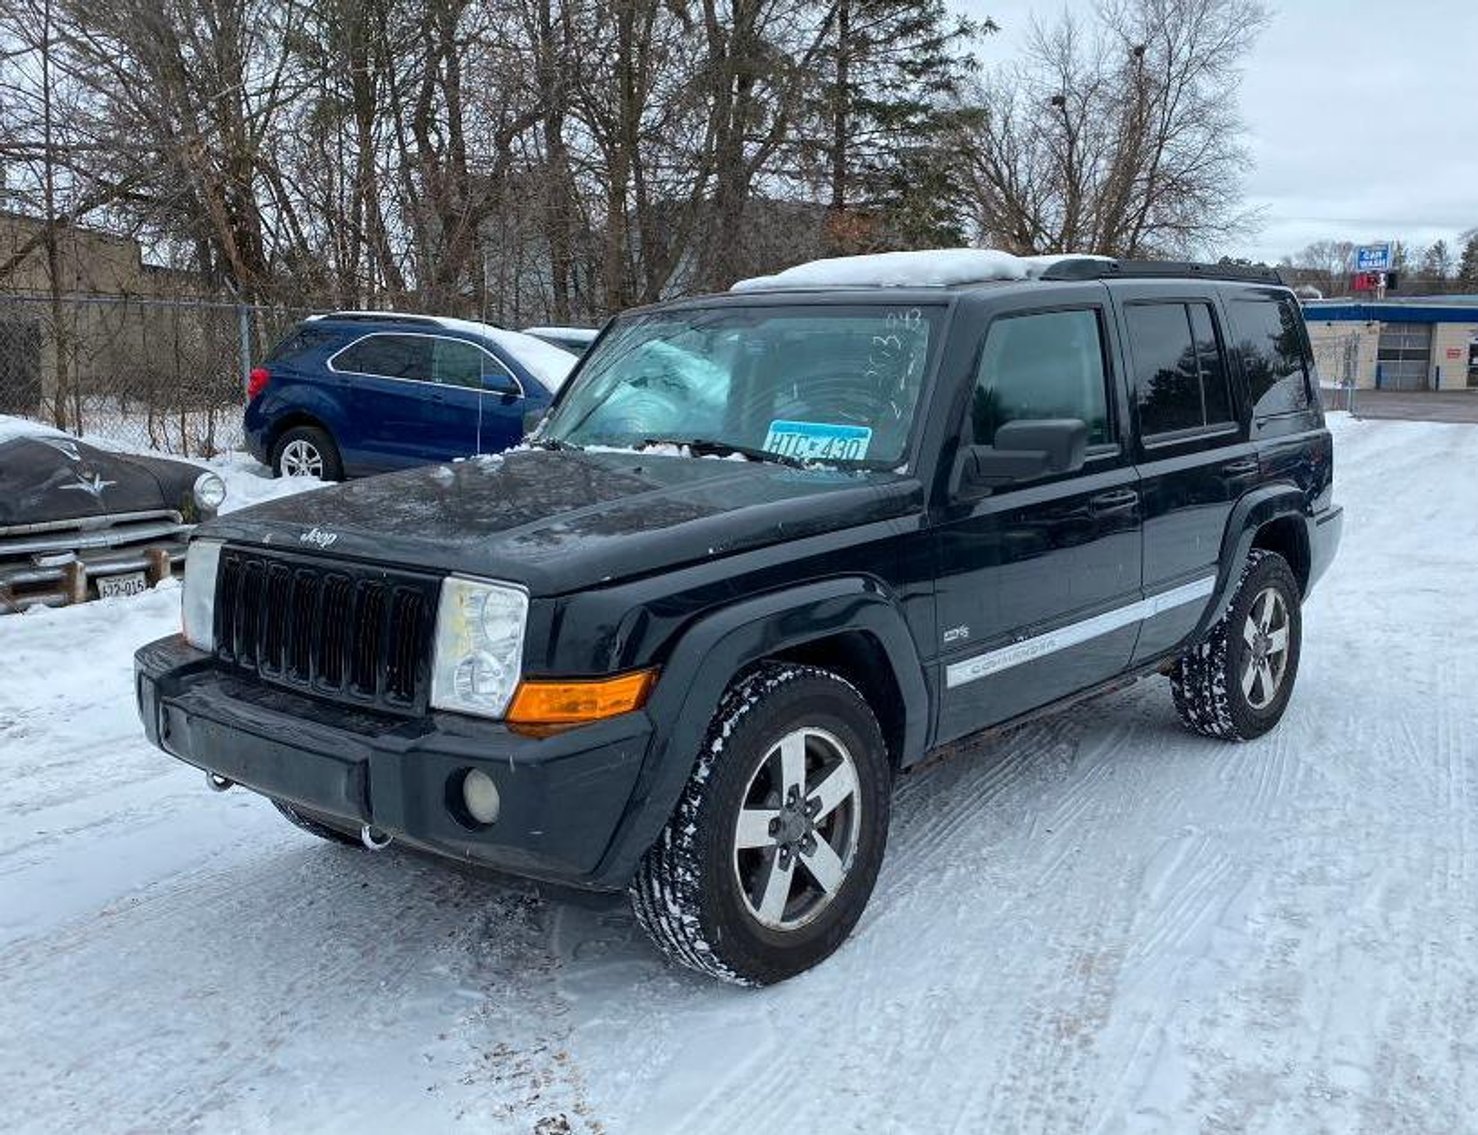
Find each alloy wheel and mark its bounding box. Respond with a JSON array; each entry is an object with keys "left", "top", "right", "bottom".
[
  {"left": 1241, "top": 586, "right": 1291, "bottom": 710},
  {"left": 280, "top": 439, "right": 324, "bottom": 477},
  {"left": 732, "top": 726, "right": 862, "bottom": 931}
]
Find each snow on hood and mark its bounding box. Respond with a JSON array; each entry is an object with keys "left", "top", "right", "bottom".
[
  {"left": 0, "top": 414, "right": 66, "bottom": 444},
  {"left": 432, "top": 317, "right": 579, "bottom": 391},
  {"left": 731, "top": 249, "right": 1115, "bottom": 292}
]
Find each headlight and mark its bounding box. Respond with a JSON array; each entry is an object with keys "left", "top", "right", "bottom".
[
  {"left": 430, "top": 576, "right": 528, "bottom": 719},
  {"left": 182, "top": 539, "right": 223, "bottom": 650},
  {"left": 192, "top": 472, "right": 227, "bottom": 512}
]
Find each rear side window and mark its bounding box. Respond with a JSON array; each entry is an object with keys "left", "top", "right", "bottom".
[
  {"left": 1229, "top": 297, "right": 1311, "bottom": 418},
  {"left": 264, "top": 325, "right": 337, "bottom": 362},
  {"left": 333, "top": 334, "right": 432, "bottom": 381},
  {"left": 1126, "top": 302, "right": 1235, "bottom": 438},
  {"left": 973, "top": 309, "right": 1111, "bottom": 446}
]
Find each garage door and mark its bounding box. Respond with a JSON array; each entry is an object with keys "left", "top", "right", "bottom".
[{"left": 1376, "top": 322, "right": 1432, "bottom": 391}]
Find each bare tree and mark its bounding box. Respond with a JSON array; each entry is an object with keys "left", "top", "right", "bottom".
[{"left": 957, "top": 0, "right": 1268, "bottom": 258}]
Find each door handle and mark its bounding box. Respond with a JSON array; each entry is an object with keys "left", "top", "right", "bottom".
[
  {"left": 1089, "top": 489, "right": 1139, "bottom": 516},
  {"left": 1222, "top": 458, "right": 1259, "bottom": 478}
]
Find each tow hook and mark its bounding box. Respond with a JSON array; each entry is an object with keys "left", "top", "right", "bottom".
[
  {"left": 360, "top": 824, "right": 394, "bottom": 851},
  {"left": 206, "top": 772, "right": 234, "bottom": 792}
]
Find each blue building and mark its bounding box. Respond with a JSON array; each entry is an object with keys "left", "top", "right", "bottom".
[{"left": 1303, "top": 296, "right": 1478, "bottom": 392}]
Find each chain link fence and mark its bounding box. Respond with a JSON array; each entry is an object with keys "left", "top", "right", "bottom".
[
  {"left": 1310, "top": 328, "right": 1363, "bottom": 413},
  {"left": 0, "top": 294, "right": 317, "bottom": 455}
]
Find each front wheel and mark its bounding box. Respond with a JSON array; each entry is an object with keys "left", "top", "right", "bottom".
[
  {"left": 630, "top": 664, "right": 892, "bottom": 986},
  {"left": 1171, "top": 549, "right": 1303, "bottom": 740}
]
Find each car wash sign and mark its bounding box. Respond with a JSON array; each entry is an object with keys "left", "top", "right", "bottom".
[{"left": 1356, "top": 243, "right": 1393, "bottom": 272}]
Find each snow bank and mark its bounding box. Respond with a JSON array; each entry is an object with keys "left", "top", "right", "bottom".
[
  {"left": 204, "top": 451, "right": 328, "bottom": 513},
  {"left": 731, "top": 248, "right": 1114, "bottom": 292},
  {"left": 0, "top": 414, "right": 65, "bottom": 443}
]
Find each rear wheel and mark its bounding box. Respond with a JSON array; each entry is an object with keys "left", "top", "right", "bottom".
[
  {"left": 1171, "top": 549, "right": 1302, "bottom": 740},
  {"left": 270, "top": 425, "right": 343, "bottom": 481},
  {"left": 630, "top": 663, "right": 892, "bottom": 986}
]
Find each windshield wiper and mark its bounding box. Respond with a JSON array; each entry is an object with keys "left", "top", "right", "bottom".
[{"left": 640, "top": 437, "right": 807, "bottom": 469}]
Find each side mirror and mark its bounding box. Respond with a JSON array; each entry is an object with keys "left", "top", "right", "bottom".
[
  {"left": 954, "top": 418, "right": 1088, "bottom": 495},
  {"left": 523, "top": 408, "right": 546, "bottom": 437}
]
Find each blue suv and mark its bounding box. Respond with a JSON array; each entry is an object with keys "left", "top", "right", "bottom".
[{"left": 245, "top": 312, "right": 577, "bottom": 479}]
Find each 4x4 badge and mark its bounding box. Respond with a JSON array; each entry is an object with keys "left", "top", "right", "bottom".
[{"left": 300, "top": 526, "right": 339, "bottom": 548}]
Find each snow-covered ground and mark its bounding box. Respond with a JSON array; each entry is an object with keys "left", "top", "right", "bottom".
[{"left": 3, "top": 416, "right": 1476, "bottom": 1134}]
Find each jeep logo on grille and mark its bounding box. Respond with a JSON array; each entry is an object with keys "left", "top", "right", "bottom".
[{"left": 299, "top": 526, "right": 339, "bottom": 548}]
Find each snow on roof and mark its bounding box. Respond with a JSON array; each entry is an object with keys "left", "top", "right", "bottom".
[
  {"left": 0, "top": 414, "right": 65, "bottom": 444},
  {"left": 307, "top": 310, "right": 579, "bottom": 391},
  {"left": 521, "top": 325, "right": 599, "bottom": 344},
  {"left": 730, "top": 249, "right": 1113, "bottom": 293},
  {"left": 431, "top": 317, "right": 579, "bottom": 391}
]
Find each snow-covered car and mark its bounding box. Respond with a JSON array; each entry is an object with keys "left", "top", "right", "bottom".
[
  {"left": 244, "top": 312, "right": 578, "bottom": 480},
  {"left": 0, "top": 416, "right": 225, "bottom": 612}
]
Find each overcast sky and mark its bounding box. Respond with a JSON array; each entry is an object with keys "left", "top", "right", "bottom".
[{"left": 953, "top": 0, "right": 1478, "bottom": 263}]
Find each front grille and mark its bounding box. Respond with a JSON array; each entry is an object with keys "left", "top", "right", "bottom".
[
  {"left": 0, "top": 509, "right": 188, "bottom": 559},
  {"left": 214, "top": 546, "right": 440, "bottom": 714}
]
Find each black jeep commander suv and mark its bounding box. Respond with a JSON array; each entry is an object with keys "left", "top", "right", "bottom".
[{"left": 136, "top": 252, "right": 1342, "bottom": 985}]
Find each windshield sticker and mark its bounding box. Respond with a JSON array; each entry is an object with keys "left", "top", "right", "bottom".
[{"left": 764, "top": 420, "right": 872, "bottom": 462}]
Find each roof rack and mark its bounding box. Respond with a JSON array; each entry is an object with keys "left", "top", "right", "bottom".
[{"left": 1039, "top": 258, "right": 1284, "bottom": 285}]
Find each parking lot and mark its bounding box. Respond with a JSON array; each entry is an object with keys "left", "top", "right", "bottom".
[
  {"left": 2, "top": 412, "right": 1476, "bottom": 1133},
  {"left": 1352, "top": 388, "right": 1478, "bottom": 423}
]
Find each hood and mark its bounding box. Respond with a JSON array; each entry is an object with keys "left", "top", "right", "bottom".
[
  {"left": 203, "top": 448, "right": 921, "bottom": 594},
  {"left": 0, "top": 435, "right": 185, "bottom": 528}
]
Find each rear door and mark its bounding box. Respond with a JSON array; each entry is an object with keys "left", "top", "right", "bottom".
[
  {"left": 933, "top": 290, "right": 1144, "bottom": 743},
  {"left": 1112, "top": 285, "right": 1252, "bottom": 661}
]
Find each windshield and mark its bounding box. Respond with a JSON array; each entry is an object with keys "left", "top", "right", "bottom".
[{"left": 539, "top": 304, "right": 945, "bottom": 467}]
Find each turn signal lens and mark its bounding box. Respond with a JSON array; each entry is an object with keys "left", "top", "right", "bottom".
[{"left": 506, "top": 669, "right": 657, "bottom": 726}]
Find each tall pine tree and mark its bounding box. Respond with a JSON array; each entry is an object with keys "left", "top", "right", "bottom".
[
  {"left": 1459, "top": 232, "right": 1478, "bottom": 285},
  {"left": 802, "top": 0, "right": 992, "bottom": 253}
]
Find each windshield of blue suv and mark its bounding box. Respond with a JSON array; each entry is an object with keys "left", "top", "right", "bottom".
[{"left": 538, "top": 303, "right": 945, "bottom": 468}]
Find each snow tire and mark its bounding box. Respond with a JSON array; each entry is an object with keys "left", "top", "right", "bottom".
[
  {"left": 1171, "top": 549, "right": 1302, "bottom": 741},
  {"left": 629, "top": 663, "right": 892, "bottom": 986}
]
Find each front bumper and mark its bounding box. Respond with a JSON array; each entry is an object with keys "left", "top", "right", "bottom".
[
  {"left": 135, "top": 635, "right": 654, "bottom": 889},
  {"left": 2, "top": 538, "right": 188, "bottom": 612}
]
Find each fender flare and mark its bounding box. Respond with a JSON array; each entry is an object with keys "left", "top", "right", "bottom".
[
  {"left": 590, "top": 575, "right": 927, "bottom": 888},
  {"left": 1193, "top": 484, "right": 1309, "bottom": 640}
]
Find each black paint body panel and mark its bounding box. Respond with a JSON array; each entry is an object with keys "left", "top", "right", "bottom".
[{"left": 136, "top": 275, "right": 1343, "bottom": 889}]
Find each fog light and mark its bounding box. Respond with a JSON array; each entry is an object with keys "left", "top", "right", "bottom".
[{"left": 462, "top": 769, "right": 501, "bottom": 825}]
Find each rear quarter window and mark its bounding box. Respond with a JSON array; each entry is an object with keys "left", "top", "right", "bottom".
[
  {"left": 1229, "top": 297, "right": 1312, "bottom": 419},
  {"left": 1124, "top": 301, "right": 1234, "bottom": 439},
  {"left": 264, "top": 325, "right": 338, "bottom": 363}
]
